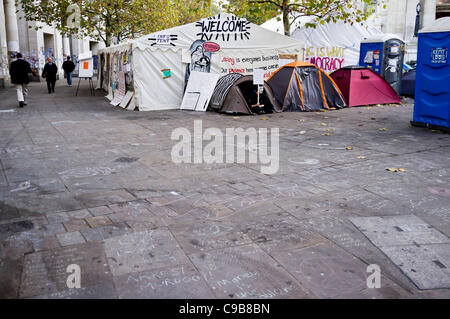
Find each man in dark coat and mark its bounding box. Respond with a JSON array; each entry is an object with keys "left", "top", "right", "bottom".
[
  {"left": 42, "top": 57, "right": 58, "bottom": 94},
  {"left": 62, "top": 56, "right": 75, "bottom": 86},
  {"left": 9, "top": 52, "right": 32, "bottom": 107}
]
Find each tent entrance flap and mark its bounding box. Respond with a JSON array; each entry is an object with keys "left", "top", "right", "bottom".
[
  {"left": 209, "top": 74, "right": 281, "bottom": 115},
  {"left": 237, "top": 81, "right": 275, "bottom": 114}
]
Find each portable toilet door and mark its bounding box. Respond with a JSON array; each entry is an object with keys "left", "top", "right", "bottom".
[
  {"left": 412, "top": 18, "right": 450, "bottom": 130},
  {"left": 359, "top": 34, "right": 405, "bottom": 95},
  {"left": 359, "top": 36, "right": 385, "bottom": 75}
]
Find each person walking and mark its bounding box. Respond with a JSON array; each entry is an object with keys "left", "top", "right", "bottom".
[
  {"left": 9, "top": 53, "right": 32, "bottom": 108},
  {"left": 42, "top": 57, "right": 58, "bottom": 94},
  {"left": 62, "top": 56, "right": 75, "bottom": 86}
]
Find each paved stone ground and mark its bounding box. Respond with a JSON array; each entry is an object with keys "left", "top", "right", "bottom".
[{"left": 0, "top": 80, "right": 449, "bottom": 299}]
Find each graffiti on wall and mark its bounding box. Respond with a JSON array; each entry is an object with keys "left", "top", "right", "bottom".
[{"left": 304, "top": 46, "right": 345, "bottom": 73}]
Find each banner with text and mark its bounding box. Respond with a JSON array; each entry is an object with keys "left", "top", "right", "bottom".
[
  {"left": 219, "top": 50, "right": 280, "bottom": 79},
  {"left": 304, "top": 46, "right": 345, "bottom": 73}
]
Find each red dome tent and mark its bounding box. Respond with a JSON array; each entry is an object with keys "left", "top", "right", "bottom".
[
  {"left": 330, "top": 66, "right": 401, "bottom": 107},
  {"left": 267, "top": 62, "right": 347, "bottom": 112}
]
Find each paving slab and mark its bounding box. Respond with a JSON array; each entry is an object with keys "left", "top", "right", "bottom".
[
  {"left": 190, "top": 244, "right": 310, "bottom": 299},
  {"left": 20, "top": 242, "right": 112, "bottom": 298},
  {"left": 170, "top": 220, "right": 252, "bottom": 254},
  {"left": 56, "top": 231, "right": 86, "bottom": 246},
  {"left": 30, "top": 282, "right": 118, "bottom": 299},
  {"left": 351, "top": 215, "right": 450, "bottom": 290},
  {"left": 80, "top": 223, "right": 131, "bottom": 242},
  {"left": 113, "top": 264, "right": 214, "bottom": 299},
  {"left": 75, "top": 189, "right": 136, "bottom": 208},
  {"left": 381, "top": 244, "right": 450, "bottom": 290},
  {"left": 104, "top": 229, "right": 190, "bottom": 276},
  {"left": 270, "top": 243, "right": 370, "bottom": 298},
  {"left": 350, "top": 215, "right": 450, "bottom": 247}
]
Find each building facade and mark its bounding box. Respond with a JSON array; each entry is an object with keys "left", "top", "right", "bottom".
[
  {"left": 0, "top": 0, "right": 104, "bottom": 87},
  {"left": 368, "top": 0, "right": 449, "bottom": 62}
]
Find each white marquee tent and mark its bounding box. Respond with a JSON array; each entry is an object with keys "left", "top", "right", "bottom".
[
  {"left": 98, "top": 13, "right": 305, "bottom": 111},
  {"left": 261, "top": 16, "right": 382, "bottom": 73}
]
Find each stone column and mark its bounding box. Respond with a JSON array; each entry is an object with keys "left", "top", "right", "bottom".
[
  {"left": 4, "top": 0, "right": 19, "bottom": 53},
  {"left": 384, "top": 0, "right": 408, "bottom": 37},
  {"left": 0, "top": 0, "right": 10, "bottom": 86},
  {"left": 63, "top": 36, "right": 71, "bottom": 58},
  {"left": 422, "top": 0, "right": 437, "bottom": 28}
]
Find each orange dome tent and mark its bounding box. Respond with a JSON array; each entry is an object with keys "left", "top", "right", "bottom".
[{"left": 267, "top": 61, "right": 347, "bottom": 112}]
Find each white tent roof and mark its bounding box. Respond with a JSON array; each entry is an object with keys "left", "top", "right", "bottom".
[
  {"left": 260, "top": 14, "right": 315, "bottom": 35},
  {"left": 361, "top": 33, "right": 403, "bottom": 43},
  {"left": 293, "top": 20, "right": 382, "bottom": 48},
  {"left": 100, "top": 13, "right": 305, "bottom": 54},
  {"left": 131, "top": 13, "right": 304, "bottom": 51},
  {"left": 419, "top": 17, "right": 450, "bottom": 34}
]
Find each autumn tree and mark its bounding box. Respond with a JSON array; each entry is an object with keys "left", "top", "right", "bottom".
[
  {"left": 221, "top": 0, "right": 382, "bottom": 36},
  {"left": 17, "top": 0, "right": 214, "bottom": 46}
]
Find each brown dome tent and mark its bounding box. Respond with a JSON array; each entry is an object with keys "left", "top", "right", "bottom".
[
  {"left": 209, "top": 73, "right": 281, "bottom": 115},
  {"left": 267, "top": 61, "right": 347, "bottom": 112}
]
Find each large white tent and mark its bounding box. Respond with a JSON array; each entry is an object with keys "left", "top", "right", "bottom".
[
  {"left": 261, "top": 16, "right": 382, "bottom": 73},
  {"left": 98, "top": 13, "right": 304, "bottom": 111}
]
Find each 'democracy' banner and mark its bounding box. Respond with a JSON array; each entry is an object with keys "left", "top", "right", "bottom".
[
  {"left": 304, "top": 46, "right": 345, "bottom": 73},
  {"left": 219, "top": 50, "right": 280, "bottom": 79}
]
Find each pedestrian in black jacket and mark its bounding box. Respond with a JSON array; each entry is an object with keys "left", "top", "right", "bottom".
[
  {"left": 62, "top": 56, "right": 75, "bottom": 86},
  {"left": 42, "top": 57, "right": 58, "bottom": 94},
  {"left": 9, "top": 53, "right": 32, "bottom": 107}
]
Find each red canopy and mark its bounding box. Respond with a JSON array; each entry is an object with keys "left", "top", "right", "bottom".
[{"left": 330, "top": 66, "right": 401, "bottom": 107}]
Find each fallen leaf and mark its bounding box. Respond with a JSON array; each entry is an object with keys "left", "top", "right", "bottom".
[
  {"left": 386, "top": 168, "right": 406, "bottom": 173},
  {"left": 261, "top": 117, "right": 269, "bottom": 120},
  {"left": 346, "top": 146, "right": 353, "bottom": 150},
  {"left": 371, "top": 117, "right": 376, "bottom": 120},
  {"left": 321, "top": 133, "right": 331, "bottom": 136},
  {"left": 299, "top": 131, "right": 306, "bottom": 135},
  {"left": 232, "top": 117, "right": 240, "bottom": 119},
  {"left": 379, "top": 128, "right": 388, "bottom": 131},
  {"left": 357, "top": 156, "right": 366, "bottom": 159},
  {"left": 320, "top": 123, "right": 327, "bottom": 126}
]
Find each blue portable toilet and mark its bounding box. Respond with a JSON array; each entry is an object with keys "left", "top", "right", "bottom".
[
  {"left": 412, "top": 18, "right": 450, "bottom": 131},
  {"left": 359, "top": 34, "right": 405, "bottom": 95}
]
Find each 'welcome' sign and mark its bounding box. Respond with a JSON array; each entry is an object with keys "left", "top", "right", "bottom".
[{"left": 196, "top": 14, "right": 251, "bottom": 42}]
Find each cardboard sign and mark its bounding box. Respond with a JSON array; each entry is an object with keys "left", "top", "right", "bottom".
[
  {"left": 111, "top": 71, "right": 126, "bottom": 106},
  {"left": 364, "top": 51, "right": 374, "bottom": 64},
  {"left": 180, "top": 71, "right": 220, "bottom": 112},
  {"left": 253, "top": 68, "right": 265, "bottom": 85},
  {"left": 79, "top": 51, "right": 94, "bottom": 78}
]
